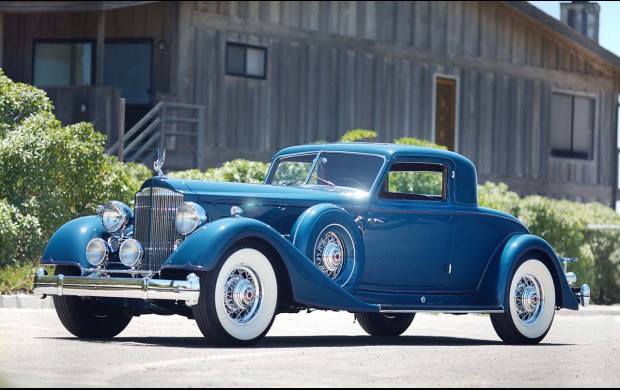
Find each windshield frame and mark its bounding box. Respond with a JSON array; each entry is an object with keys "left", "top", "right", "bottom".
[{"left": 265, "top": 151, "right": 388, "bottom": 193}]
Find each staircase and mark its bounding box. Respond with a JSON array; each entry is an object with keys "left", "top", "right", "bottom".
[{"left": 107, "top": 102, "right": 206, "bottom": 171}]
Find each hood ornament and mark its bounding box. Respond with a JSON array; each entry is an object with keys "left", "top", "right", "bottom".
[{"left": 154, "top": 148, "right": 166, "bottom": 177}]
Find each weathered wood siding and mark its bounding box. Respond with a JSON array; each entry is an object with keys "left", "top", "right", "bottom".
[
  {"left": 178, "top": 1, "right": 620, "bottom": 204},
  {"left": 2, "top": 1, "right": 176, "bottom": 95}
]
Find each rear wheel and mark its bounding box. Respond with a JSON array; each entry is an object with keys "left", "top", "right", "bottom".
[
  {"left": 355, "top": 313, "right": 415, "bottom": 337},
  {"left": 193, "top": 246, "right": 279, "bottom": 347},
  {"left": 490, "top": 257, "right": 556, "bottom": 345},
  {"left": 53, "top": 266, "right": 132, "bottom": 339}
]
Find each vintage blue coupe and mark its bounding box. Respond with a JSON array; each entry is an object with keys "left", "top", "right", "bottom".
[{"left": 34, "top": 143, "right": 590, "bottom": 346}]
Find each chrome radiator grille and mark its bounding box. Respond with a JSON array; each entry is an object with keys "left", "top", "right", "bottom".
[{"left": 134, "top": 187, "right": 184, "bottom": 271}]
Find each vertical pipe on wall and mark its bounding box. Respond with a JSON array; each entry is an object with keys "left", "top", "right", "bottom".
[
  {"left": 0, "top": 12, "right": 4, "bottom": 70},
  {"left": 96, "top": 11, "right": 106, "bottom": 86},
  {"left": 118, "top": 98, "right": 126, "bottom": 162}
]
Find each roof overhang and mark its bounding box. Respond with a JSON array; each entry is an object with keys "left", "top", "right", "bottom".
[
  {"left": 0, "top": 1, "right": 158, "bottom": 13},
  {"left": 505, "top": 1, "right": 620, "bottom": 71}
]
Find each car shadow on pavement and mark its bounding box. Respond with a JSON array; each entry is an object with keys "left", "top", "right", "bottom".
[{"left": 43, "top": 335, "right": 572, "bottom": 348}]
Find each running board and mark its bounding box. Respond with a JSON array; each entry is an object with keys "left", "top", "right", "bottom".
[{"left": 379, "top": 305, "right": 505, "bottom": 314}]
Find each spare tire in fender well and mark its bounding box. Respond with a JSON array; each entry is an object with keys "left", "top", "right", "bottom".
[{"left": 290, "top": 203, "right": 365, "bottom": 293}]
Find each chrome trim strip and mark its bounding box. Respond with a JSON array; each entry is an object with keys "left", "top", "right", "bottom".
[{"left": 33, "top": 272, "right": 201, "bottom": 307}]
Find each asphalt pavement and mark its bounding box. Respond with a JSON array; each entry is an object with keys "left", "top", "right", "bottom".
[{"left": 0, "top": 308, "right": 618, "bottom": 387}]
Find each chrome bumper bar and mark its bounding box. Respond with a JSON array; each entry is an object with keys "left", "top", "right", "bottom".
[{"left": 33, "top": 268, "right": 201, "bottom": 307}]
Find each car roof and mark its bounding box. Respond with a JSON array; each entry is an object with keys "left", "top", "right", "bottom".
[{"left": 274, "top": 143, "right": 479, "bottom": 206}]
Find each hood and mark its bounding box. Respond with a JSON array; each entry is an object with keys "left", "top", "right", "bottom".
[
  {"left": 142, "top": 178, "right": 371, "bottom": 206},
  {"left": 140, "top": 178, "right": 371, "bottom": 235}
]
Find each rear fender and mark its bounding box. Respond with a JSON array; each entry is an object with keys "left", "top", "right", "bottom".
[
  {"left": 478, "top": 234, "right": 578, "bottom": 310},
  {"left": 163, "top": 217, "right": 378, "bottom": 312}
]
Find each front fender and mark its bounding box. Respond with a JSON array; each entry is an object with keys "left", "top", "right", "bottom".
[
  {"left": 164, "top": 217, "right": 379, "bottom": 312},
  {"left": 41, "top": 216, "right": 106, "bottom": 270},
  {"left": 478, "top": 234, "right": 578, "bottom": 310}
]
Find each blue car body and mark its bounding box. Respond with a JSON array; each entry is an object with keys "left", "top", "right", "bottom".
[{"left": 40, "top": 143, "right": 579, "bottom": 314}]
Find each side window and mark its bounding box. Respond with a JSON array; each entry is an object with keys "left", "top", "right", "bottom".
[{"left": 380, "top": 162, "right": 447, "bottom": 201}]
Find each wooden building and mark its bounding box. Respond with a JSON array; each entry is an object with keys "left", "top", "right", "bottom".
[{"left": 2, "top": 1, "right": 620, "bottom": 206}]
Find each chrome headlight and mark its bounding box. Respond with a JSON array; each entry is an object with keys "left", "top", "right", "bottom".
[
  {"left": 86, "top": 238, "right": 108, "bottom": 267},
  {"left": 175, "top": 202, "right": 208, "bottom": 235},
  {"left": 119, "top": 239, "right": 143, "bottom": 268},
  {"left": 102, "top": 201, "right": 133, "bottom": 233}
]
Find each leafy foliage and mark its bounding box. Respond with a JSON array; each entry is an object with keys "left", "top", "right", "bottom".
[
  {"left": 477, "top": 181, "right": 522, "bottom": 216},
  {"left": 0, "top": 264, "right": 36, "bottom": 294},
  {"left": 339, "top": 129, "right": 378, "bottom": 142},
  {"left": 169, "top": 159, "right": 269, "bottom": 184},
  {"left": 0, "top": 113, "right": 147, "bottom": 241},
  {"left": 0, "top": 200, "right": 42, "bottom": 269},
  {"left": 393, "top": 137, "right": 448, "bottom": 150},
  {"left": 0, "top": 69, "right": 53, "bottom": 138}
]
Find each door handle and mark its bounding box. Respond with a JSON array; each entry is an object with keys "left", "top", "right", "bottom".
[{"left": 368, "top": 218, "right": 384, "bottom": 224}]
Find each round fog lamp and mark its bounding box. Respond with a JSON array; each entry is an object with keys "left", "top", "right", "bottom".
[
  {"left": 86, "top": 238, "right": 108, "bottom": 267},
  {"left": 176, "top": 202, "right": 208, "bottom": 235},
  {"left": 119, "top": 239, "right": 144, "bottom": 268}
]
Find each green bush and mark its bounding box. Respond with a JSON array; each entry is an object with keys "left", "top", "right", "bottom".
[
  {"left": 339, "top": 129, "right": 378, "bottom": 142},
  {"left": 0, "top": 112, "right": 147, "bottom": 241},
  {"left": 169, "top": 159, "right": 269, "bottom": 184},
  {"left": 478, "top": 181, "right": 521, "bottom": 216},
  {"left": 515, "top": 196, "right": 620, "bottom": 304},
  {"left": 0, "top": 69, "right": 53, "bottom": 138},
  {"left": 0, "top": 200, "right": 42, "bottom": 268},
  {"left": 393, "top": 137, "right": 448, "bottom": 150}
]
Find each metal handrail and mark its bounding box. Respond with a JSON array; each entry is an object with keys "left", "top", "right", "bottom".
[
  {"left": 106, "top": 101, "right": 206, "bottom": 169},
  {"left": 107, "top": 101, "right": 165, "bottom": 155}
]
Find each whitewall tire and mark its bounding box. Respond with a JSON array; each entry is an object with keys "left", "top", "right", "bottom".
[
  {"left": 491, "top": 258, "right": 556, "bottom": 344},
  {"left": 193, "top": 246, "right": 279, "bottom": 347}
]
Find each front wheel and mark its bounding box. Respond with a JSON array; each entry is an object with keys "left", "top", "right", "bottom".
[
  {"left": 355, "top": 313, "right": 415, "bottom": 337},
  {"left": 193, "top": 246, "right": 279, "bottom": 347},
  {"left": 53, "top": 267, "right": 132, "bottom": 339},
  {"left": 490, "top": 258, "right": 556, "bottom": 345}
]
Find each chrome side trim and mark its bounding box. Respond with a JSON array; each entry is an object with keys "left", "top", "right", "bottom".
[
  {"left": 380, "top": 309, "right": 505, "bottom": 314},
  {"left": 34, "top": 272, "right": 200, "bottom": 307}
]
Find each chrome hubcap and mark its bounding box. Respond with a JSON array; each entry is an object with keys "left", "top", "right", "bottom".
[
  {"left": 223, "top": 267, "right": 262, "bottom": 325},
  {"left": 514, "top": 274, "right": 544, "bottom": 325},
  {"left": 315, "top": 231, "right": 345, "bottom": 279}
]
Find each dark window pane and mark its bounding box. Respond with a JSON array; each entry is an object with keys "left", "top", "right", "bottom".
[
  {"left": 551, "top": 93, "right": 573, "bottom": 155},
  {"left": 104, "top": 42, "right": 152, "bottom": 105},
  {"left": 572, "top": 96, "right": 594, "bottom": 158},
  {"left": 33, "top": 42, "right": 92, "bottom": 87},
  {"left": 227, "top": 45, "right": 246, "bottom": 75}
]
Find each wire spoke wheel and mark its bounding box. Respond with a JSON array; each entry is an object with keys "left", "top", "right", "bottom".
[
  {"left": 223, "top": 267, "right": 263, "bottom": 325},
  {"left": 514, "top": 274, "right": 544, "bottom": 325},
  {"left": 314, "top": 230, "right": 346, "bottom": 279}
]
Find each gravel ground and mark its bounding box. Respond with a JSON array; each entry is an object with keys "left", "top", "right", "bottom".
[{"left": 0, "top": 308, "right": 618, "bottom": 387}]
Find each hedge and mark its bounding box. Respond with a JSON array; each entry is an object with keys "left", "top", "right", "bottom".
[
  {"left": 0, "top": 71, "right": 150, "bottom": 269},
  {"left": 0, "top": 200, "right": 42, "bottom": 269}
]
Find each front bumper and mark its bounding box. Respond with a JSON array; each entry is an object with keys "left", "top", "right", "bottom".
[{"left": 33, "top": 268, "right": 201, "bottom": 307}]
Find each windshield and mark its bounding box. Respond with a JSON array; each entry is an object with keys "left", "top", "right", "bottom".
[{"left": 266, "top": 152, "right": 385, "bottom": 192}]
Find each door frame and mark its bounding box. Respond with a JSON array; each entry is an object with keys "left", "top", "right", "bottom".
[{"left": 431, "top": 73, "right": 460, "bottom": 153}]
